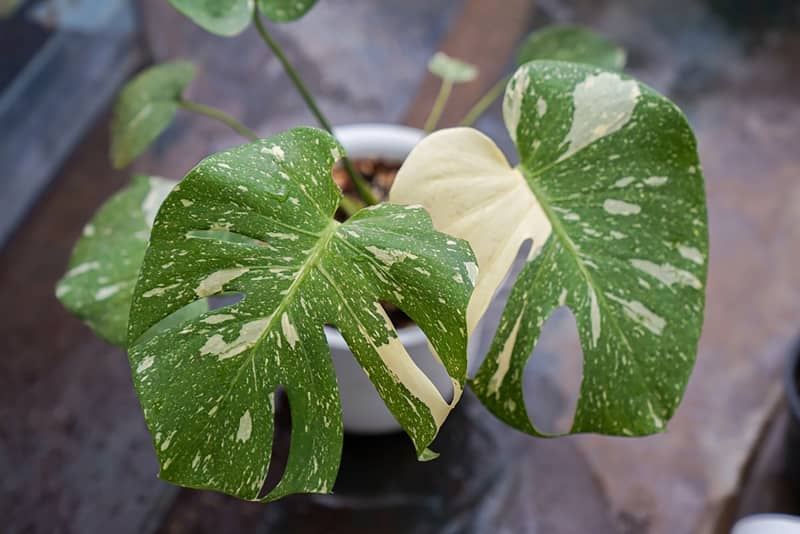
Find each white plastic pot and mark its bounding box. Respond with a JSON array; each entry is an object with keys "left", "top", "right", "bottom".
[
  {"left": 732, "top": 515, "right": 800, "bottom": 534},
  {"left": 327, "top": 123, "right": 452, "bottom": 434}
]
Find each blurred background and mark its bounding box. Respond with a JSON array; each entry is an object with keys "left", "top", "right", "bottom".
[{"left": 2, "top": 0, "right": 800, "bottom": 532}]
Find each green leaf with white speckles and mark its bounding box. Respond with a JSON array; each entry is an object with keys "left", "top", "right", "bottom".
[
  {"left": 127, "top": 127, "right": 475, "bottom": 500},
  {"left": 517, "top": 25, "right": 626, "bottom": 71},
  {"left": 392, "top": 61, "right": 707, "bottom": 437},
  {"left": 56, "top": 175, "right": 206, "bottom": 346},
  {"left": 168, "top": 0, "right": 318, "bottom": 35},
  {"left": 111, "top": 61, "right": 195, "bottom": 168},
  {"left": 256, "top": 0, "right": 318, "bottom": 22},
  {"left": 428, "top": 52, "right": 479, "bottom": 84},
  {"left": 168, "top": 0, "right": 254, "bottom": 36}
]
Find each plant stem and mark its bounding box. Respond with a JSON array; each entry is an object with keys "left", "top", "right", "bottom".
[
  {"left": 253, "top": 14, "right": 332, "bottom": 133},
  {"left": 253, "top": 13, "right": 377, "bottom": 207},
  {"left": 178, "top": 100, "right": 259, "bottom": 141},
  {"left": 338, "top": 195, "right": 363, "bottom": 218},
  {"left": 459, "top": 75, "right": 509, "bottom": 127},
  {"left": 340, "top": 158, "right": 377, "bottom": 206},
  {"left": 423, "top": 80, "right": 453, "bottom": 133}
]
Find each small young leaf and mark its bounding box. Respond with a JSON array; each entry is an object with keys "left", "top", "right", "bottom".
[
  {"left": 127, "top": 127, "right": 475, "bottom": 500},
  {"left": 517, "top": 25, "right": 626, "bottom": 71},
  {"left": 57, "top": 176, "right": 206, "bottom": 346},
  {"left": 428, "top": 52, "right": 479, "bottom": 84},
  {"left": 110, "top": 61, "right": 195, "bottom": 168},
  {"left": 168, "top": 0, "right": 254, "bottom": 36},
  {"left": 257, "top": 0, "right": 318, "bottom": 22},
  {"left": 392, "top": 61, "right": 707, "bottom": 438},
  {"left": 167, "top": 0, "right": 318, "bottom": 34}
]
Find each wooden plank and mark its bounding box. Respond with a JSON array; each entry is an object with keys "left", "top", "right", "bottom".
[{"left": 403, "top": 0, "right": 537, "bottom": 129}]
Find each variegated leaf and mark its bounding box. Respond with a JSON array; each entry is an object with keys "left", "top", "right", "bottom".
[
  {"left": 168, "top": 0, "right": 318, "bottom": 35},
  {"left": 127, "top": 127, "right": 475, "bottom": 500},
  {"left": 168, "top": 0, "right": 254, "bottom": 36},
  {"left": 518, "top": 24, "right": 626, "bottom": 71},
  {"left": 391, "top": 61, "right": 707, "bottom": 437},
  {"left": 111, "top": 61, "right": 195, "bottom": 168},
  {"left": 256, "top": 0, "right": 317, "bottom": 22},
  {"left": 56, "top": 176, "right": 205, "bottom": 346}
]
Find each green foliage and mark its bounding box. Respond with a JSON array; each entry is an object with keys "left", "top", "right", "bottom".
[
  {"left": 168, "top": 0, "right": 319, "bottom": 36},
  {"left": 54, "top": 2, "right": 708, "bottom": 505},
  {"left": 56, "top": 176, "right": 205, "bottom": 346},
  {"left": 256, "top": 0, "right": 318, "bottom": 22},
  {"left": 472, "top": 61, "right": 706, "bottom": 436},
  {"left": 126, "top": 127, "right": 475, "bottom": 500},
  {"left": 517, "top": 25, "right": 626, "bottom": 71},
  {"left": 110, "top": 62, "right": 195, "bottom": 168}
]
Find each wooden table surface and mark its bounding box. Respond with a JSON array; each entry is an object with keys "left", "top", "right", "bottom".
[{"left": 2, "top": 1, "right": 800, "bottom": 533}]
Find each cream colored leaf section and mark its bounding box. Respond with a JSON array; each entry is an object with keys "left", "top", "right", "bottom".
[
  {"left": 371, "top": 303, "right": 462, "bottom": 428},
  {"left": 390, "top": 127, "right": 552, "bottom": 331}
]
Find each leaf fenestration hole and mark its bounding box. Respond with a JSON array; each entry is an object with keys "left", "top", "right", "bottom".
[
  {"left": 135, "top": 297, "right": 211, "bottom": 345},
  {"left": 371, "top": 295, "right": 458, "bottom": 404},
  {"left": 186, "top": 229, "right": 272, "bottom": 248},
  {"left": 524, "top": 306, "right": 582, "bottom": 435},
  {"left": 259, "top": 388, "right": 291, "bottom": 498},
  {"left": 471, "top": 239, "right": 533, "bottom": 375},
  {"left": 208, "top": 291, "right": 244, "bottom": 310},
  {"left": 134, "top": 292, "right": 244, "bottom": 346}
]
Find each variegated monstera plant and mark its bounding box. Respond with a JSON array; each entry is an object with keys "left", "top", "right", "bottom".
[{"left": 56, "top": 0, "right": 707, "bottom": 501}]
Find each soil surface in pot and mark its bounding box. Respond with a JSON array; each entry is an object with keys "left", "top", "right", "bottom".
[{"left": 332, "top": 158, "right": 412, "bottom": 328}]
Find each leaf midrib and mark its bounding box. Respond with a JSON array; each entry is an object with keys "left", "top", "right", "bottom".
[
  {"left": 165, "top": 218, "right": 340, "bottom": 473},
  {"left": 520, "top": 167, "right": 649, "bottom": 422},
  {"left": 523, "top": 175, "right": 661, "bottom": 428}
]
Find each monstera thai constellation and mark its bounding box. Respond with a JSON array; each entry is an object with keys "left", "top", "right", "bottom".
[{"left": 55, "top": 0, "right": 706, "bottom": 503}]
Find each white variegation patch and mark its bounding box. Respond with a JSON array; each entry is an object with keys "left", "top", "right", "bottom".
[
  {"left": 65, "top": 261, "right": 101, "bottom": 277},
  {"left": 589, "top": 285, "right": 601, "bottom": 347},
  {"left": 603, "top": 199, "right": 641, "bottom": 215},
  {"left": 195, "top": 268, "right": 249, "bottom": 297},
  {"left": 503, "top": 69, "right": 531, "bottom": 144},
  {"left": 558, "top": 72, "right": 640, "bottom": 162},
  {"left": 364, "top": 246, "right": 419, "bottom": 267},
  {"left": 199, "top": 317, "right": 269, "bottom": 360},
  {"left": 391, "top": 128, "right": 551, "bottom": 332},
  {"left": 644, "top": 176, "right": 668, "bottom": 186},
  {"left": 677, "top": 244, "right": 704, "bottom": 265},
  {"left": 486, "top": 311, "right": 524, "bottom": 398},
  {"left": 236, "top": 410, "right": 252, "bottom": 443},
  {"left": 607, "top": 294, "right": 666, "bottom": 335},
  {"left": 280, "top": 313, "right": 299, "bottom": 349},
  {"left": 630, "top": 259, "right": 702, "bottom": 289},
  {"left": 142, "top": 177, "right": 175, "bottom": 226}
]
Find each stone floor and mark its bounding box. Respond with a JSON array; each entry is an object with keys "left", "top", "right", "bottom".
[{"left": 2, "top": 0, "right": 800, "bottom": 533}]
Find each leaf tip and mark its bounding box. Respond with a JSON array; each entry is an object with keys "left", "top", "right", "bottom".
[{"left": 418, "top": 448, "right": 439, "bottom": 462}]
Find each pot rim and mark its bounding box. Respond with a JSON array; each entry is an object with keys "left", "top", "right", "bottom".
[
  {"left": 733, "top": 513, "right": 800, "bottom": 533},
  {"left": 333, "top": 123, "right": 425, "bottom": 161}
]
